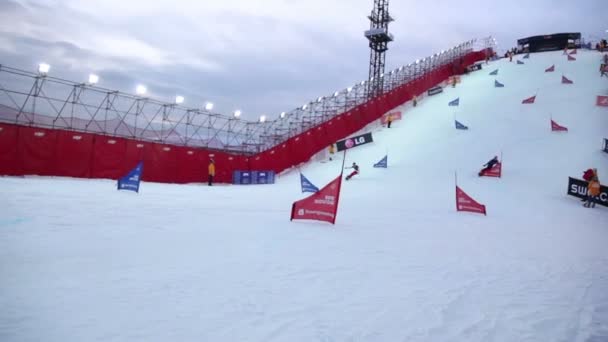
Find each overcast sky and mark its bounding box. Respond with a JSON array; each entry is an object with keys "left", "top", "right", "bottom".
[{"left": 0, "top": 0, "right": 604, "bottom": 120}]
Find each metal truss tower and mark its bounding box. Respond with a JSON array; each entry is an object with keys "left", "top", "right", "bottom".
[{"left": 365, "top": 0, "right": 394, "bottom": 98}]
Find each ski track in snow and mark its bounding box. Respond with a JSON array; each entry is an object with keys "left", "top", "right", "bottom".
[{"left": 1, "top": 50, "right": 608, "bottom": 342}]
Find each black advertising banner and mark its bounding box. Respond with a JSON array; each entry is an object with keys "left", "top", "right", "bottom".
[
  {"left": 336, "top": 132, "right": 373, "bottom": 152},
  {"left": 603, "top": 138, "right": 608, "bottom": 153},
  {"left": 427, "top": 86, "right": 443, "bottom": 96},
  {"left": 467, "top": 63, "right": 483, "bottom": 72},
  {"left": 567, "top": 177, "right": 608, "bottom": 207}
]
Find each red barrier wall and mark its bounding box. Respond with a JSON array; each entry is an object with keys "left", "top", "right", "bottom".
[
  {"left": 0, "top": 122, "right": 20, "bottom": 175},
  {"left": 0, "top": 50, "right": 487, "bottom": 183}
]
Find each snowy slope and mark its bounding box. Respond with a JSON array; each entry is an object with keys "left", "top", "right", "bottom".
[{"left": 1, "top": 50, "right": 607, "bottom": 342}]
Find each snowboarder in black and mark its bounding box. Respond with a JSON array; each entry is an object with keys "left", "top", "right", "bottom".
[
  {"left": 479, "top": 156, "right": 498, "bottom": 176},
  {"left": 345, "top": 162, "right": 359, "bottom": 181}
]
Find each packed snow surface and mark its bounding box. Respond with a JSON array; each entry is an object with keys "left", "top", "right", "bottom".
[{"left": 1, "top": 50, "right": 607, "bottom": 341}]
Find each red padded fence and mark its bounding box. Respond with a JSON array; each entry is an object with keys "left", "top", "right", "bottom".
[{"left": 0, "top": 51, "right": 486, "bottom": 183}]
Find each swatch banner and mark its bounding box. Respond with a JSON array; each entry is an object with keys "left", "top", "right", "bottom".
[
  {"left": 567, "top": 177, "right": 608, "bottom": 207},
  {"left": 336, "top": 132, "right": 373, "bottom": 152},
  {"left": 117, "top": 161, "right": 143, "bottom": 193},
  {"left": 291, "top": 174, "right": 342, "bottom": 224}
]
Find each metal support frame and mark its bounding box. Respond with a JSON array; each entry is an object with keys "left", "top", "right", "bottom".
[{"left": 0, "top": 37, "right": 495, "bottom": 155}]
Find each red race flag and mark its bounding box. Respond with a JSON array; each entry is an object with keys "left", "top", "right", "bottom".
[
  {"left": 551, "top": 120, "right": 568, "bottom": 132},
  {"left": 291, "top": 174, "right": 342, "bottom": 224},
  {"left": 456, "top": 186, "right": 487, "bottom": 215},
  {"left": 561, "top": 76, "right": 573, "bottom": 84},
  {"left": 569, "top": 49, "right": 577, "bottom": 55},
  {"left": 479, "top": 162, "right": 502, "bottom": 178},
  {"left": 597, "top": 96, "right": 608, "bottom": 107},
  {"left": 567, "top": 55, "right": 576, "bottom": 61},
  {"left": 545, "top": 65, "right": 555, "bottom": 72},
  {"left": 522, "top": 95, "right": 536, "bottom": 104}
]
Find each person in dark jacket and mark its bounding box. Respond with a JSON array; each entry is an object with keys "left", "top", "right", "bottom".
[
  {"left": 345, "top": 162, "right": 360, "bottom": 181},
  {"left": 479, "top": 156, "right": 499, "bottom": 176}
]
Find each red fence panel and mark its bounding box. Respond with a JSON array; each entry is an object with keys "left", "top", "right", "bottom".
[
  {"left": 142, "top": 143, "right": 178, "bottom": 183},
  {"left": 123, "top": 139, "right": 146, "bottom": 179},
  {"left": 18, "top": 126, "right": 58, "bottom": 176},
  {"left": 209, "top": 151, "right": 232, "bottom": 183},
  {"left": 91, "top": 136, "right": 128, "bottom": 179},
  {"left": 53, "top": 130, "right": 94, "bottom": 178},
  {"left": 0, "top": 123, "right": 21, "bottom": 175},
  {"left": 176, "top": 147, "right": 206, "bottom": 184}
]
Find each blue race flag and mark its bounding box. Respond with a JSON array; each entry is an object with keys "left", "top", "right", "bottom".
[
  {"left": 373, "top": 155, "right": 388, "bottom": 168},
  {"left": 117, "top": 161, "right": 143, "bottom": 193},
  {"left": 523, "top": 53, "right": 530, "bottom": 59},
  {"left": 489, "top": 69, "right": 498, "bottom": 76},
  {"left": 517, "top": 60, "right": 525, "bottom": 65},
  {"left": 300, "top": 173, "right": 319, "bottom": 193},
  {"left": 448, "top": 98, "right": 460, "bottom": 106},
  {"left": 455, "top": 120, "right": 469, "bottom": 130},
  {"left": 494, "top": 80, "right": 505, "bottom": 88}
]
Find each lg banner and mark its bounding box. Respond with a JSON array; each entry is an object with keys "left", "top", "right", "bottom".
[
  {"left": 597, "top": 96, "right": 608, "bottom": 107},
  {"left": 291, "top": 174, "right": 343, "bottom": 224},
  {"left": 466, "top": 63, "right": 483, "bottom": 72},
  {"left": 117, "top": 161, "right": 143, "bottom": 193},
  {"left": 567, "top": 177, "right": 608, "bottom": 207},
  {"left": 336, "top": 132, "right": 373, "bottom": 152}
]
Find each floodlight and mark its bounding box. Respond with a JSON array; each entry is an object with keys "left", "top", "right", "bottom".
[
  {"left": 88, "top": 74, "right": 99, "bottom": 84},
  {"left": 280, "top": 111, "right": 286, "bottom": 118},
  {"left": 380, "top": 73, "right": 384, "bottom": 78},
  {"left": 259, "top": 115, "right": 266, "bottom": 123},
  {"left": 360, "top": 80, "right": 366, "bottom": 85},
  {"left": 302, "top": 104, "right": 308, "bottom": 110},
  {"left": 334, "top": 91, "right": 340, "bottom": 97},
  {"left": 38, "top": 63, "right": 50, "bottom": 74},
  {"left": 205, "top": 102, "right": 214, "bottom": 111},
  {"left": 136, "top": 84, "right": 147, "bottom": 95},
  {"left": 347, "top": 87, "right": 353, "bottom": 92},
  {"left": 317, "top": 96, "right": 324, "bottom": 102},
  {"left": 234, "top": 110, "right": 241, "bottom": 118},
  {"left": 175, "top": 95, "right": 184, "bottom": 104},
  {"left": 415, "top": 59, "right": 420, "bottom": 64}
]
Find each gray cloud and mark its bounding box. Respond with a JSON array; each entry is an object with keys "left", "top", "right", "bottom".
[{"left": 0, "top": 0, "right": 605, "bottom": 120}]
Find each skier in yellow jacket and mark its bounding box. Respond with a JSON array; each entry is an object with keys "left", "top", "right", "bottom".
[{"left": 208, "top": 159, "right": 216, "bottom": 186}]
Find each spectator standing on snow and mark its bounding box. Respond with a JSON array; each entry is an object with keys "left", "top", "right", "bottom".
[
  {"left": 208, "top": 159, "right": 215, "bottom": 186},
  {"left": 584, "top": 169, "right": 601, "bottom": 208},
  {"left": 345, "top": 162, "right": 360, "bottom": 181},
  {"left": 328, "top": 144, "right": 335, "bottom": 161},
  {"left": 387, "top": 114, "right": 393, "bottom": 128},
  {"left": 582, "top": 168, "right": 594, "bottom": 201},
  {"left": 413, "top": 95, "right": 418, "bottom": 107}
]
